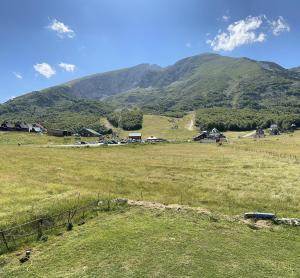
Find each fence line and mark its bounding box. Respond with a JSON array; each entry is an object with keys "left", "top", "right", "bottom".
[{"left": 0, "top": 198, "right": 115, "bottom": 254}]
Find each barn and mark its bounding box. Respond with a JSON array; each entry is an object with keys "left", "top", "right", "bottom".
[
  {"left": 128, "top": 132, "right": 142, "bottom": 141},
  {"left": 79, "top": 128, "right": 101, "bottom": 137},
  {"left": 48, "top": 129, "right": 73, "bottom": 137}
]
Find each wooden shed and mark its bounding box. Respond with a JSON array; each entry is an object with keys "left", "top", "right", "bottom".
[
  {"left": 48, "top": 129, "right": 73, "bottom": 137},
  {"left": 128, "top": 132, "right": 142, "bottom": 141},
  {"left": 79, "top": 128, "right": 101, "bottom": 137}
]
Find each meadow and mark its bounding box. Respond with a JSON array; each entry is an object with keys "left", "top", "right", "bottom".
[
  {"left": 0, "top": 128, "right": 299, "bottom": 226},
  {"left": 1, "top": 208, "right": 299, "bottom": 278},
  {"left": 0, "top": 125, "right": 299, "bottom": 277}
]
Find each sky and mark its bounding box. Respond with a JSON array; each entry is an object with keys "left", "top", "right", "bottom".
[{"left": 1, "top": 0, "right": 299, "bottom": 103}]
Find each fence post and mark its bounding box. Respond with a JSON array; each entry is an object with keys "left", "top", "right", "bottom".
[
  {"left": 37, "top": 219, "right": 43, "bottom": 239},
  {"left": 1, "top": 231, "right": 9, "bottom": 251},
  {"left": 67, "top": 210, "right": 73, "bottom": 231}
]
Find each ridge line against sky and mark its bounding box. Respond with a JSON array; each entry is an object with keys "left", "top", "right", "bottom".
[{"left": 0, "top": 0, "right": 299, "bottom": 103}]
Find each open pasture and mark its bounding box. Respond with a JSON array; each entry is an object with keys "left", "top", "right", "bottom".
[
  {"left": 1, "top": 208, "right": 299, "bottom": 278},
  {"left": 1, "top": 131, "right": 300, "bottom": 226}
]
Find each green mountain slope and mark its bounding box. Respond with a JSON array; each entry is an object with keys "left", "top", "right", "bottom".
[
  {"left": 0, "top": 86, "right": 113, "bottom": 131},
  {"left": 1, "top": 53, "right": 300, "bottom": 126},
  {"left": 108, "top": 55, "right": 300, "bottom": 112}
]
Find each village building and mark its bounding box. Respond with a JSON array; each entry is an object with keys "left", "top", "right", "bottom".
[
  {"left": 47, "top": 129, "right": 73, "bottom": 137},
  {"left": 15, "top": 122, "right": 31, "bottom": 132},
  {"left": 128, "top": 132, "right": 142, "bottom": 142},
  {"left": 145, "top": 136, "right": 164, "bottom": 143},
  {"left": 269, "top": 124, "right": 280, "bottom": 135},
  {"left": 254, "top": 128, "right": 265, "bottom": 138},
  {"left": 79, "top": 128, "right": 101, "bottom": 137},
  {"left": 193, "top": 128, "right": 227, "bottom": 143},
  {"left": 0, "top": 122, "right": 16, "bottom": 131}
]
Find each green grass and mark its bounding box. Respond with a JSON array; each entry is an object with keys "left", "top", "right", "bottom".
[
  {"left": 0, "top": 129, "right": 299, "bottom": 277},
  {"left": 108, "top": 114, "right": 197, "bottom": 141},
  {"left": 1, "top": 208, "right": 299, "bottom": 278},
  {"left": 1, "top": 131, "right": 300, "bottom": 227}
]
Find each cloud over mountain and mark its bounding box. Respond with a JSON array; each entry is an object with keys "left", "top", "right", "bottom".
[{"left": 207, "top": 15, "right": 290, "bottom": 51}]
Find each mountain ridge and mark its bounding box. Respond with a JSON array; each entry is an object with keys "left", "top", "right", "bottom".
[{"left": 1, "top": 53, "right": 300, "bottom": 128}]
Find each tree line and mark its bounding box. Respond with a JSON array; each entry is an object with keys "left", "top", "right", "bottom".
[{"left": 195, "top": 107, "right": 300, "bottom": 131}]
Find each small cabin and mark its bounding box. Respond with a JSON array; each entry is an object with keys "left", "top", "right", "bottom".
[
  {"left": 145, "top": 136, "right": 164, "bottom": 143},
  {"left": 254, "top": 128, "right": 265, "bottom": 138},
  {"left": 269, "top": 124, "right": 280, "bottom": 135},
  {"left": 128, "top": 132, "right": 142, "bottom": 141},
  {"left": 48, "top": 129, "right": 73, "bottom": 137},
  {"left": 79, "top": 128, "right": 101, "bottom": 137},
  {"left": 0, "top": 122, "right": 15, "bottom": 131},
  {"left": 193, "top": 128, "right": 227, "bottom": 143},
  {"left": 15, "top": 122, "right": 30, "bottom": 132}
]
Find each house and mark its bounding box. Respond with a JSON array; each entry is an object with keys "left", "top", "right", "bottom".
[
  {"left": 0, "top": 122, "right": 15, "bottom": 131},
  {"left": 48, "top": 129, "right": 73, "bottom": 137},
  {"left": 145, "top": 136, "right": 164, "bottom": 143},
  {"left": 79, "top": 128, "right": 101, "bottom": 137},
  {"left": 254, "top": 128, "right": 265, "bottom": 138},
  {"left": 193, "top": 128, "right": 227, "bottom": 143},
  {"left": 15, "top": 122, "right": 30, "bottom": 132},
  {"left": 128, "top": 132, "right": 142, "bottom": 141},
  {"left": 269, "top": 124, "right": 280, "bottom": 135},
  {"left": 31, "top": 124, "right": 45, "bottom": 133},
  {"left": 290, "top": 123, "right": 297, "bottom": 132}
]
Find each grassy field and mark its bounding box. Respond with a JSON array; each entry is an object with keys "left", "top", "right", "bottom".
[
  {"left": 0, "top": 125, "right": 299, "bottom": 277},
  {"left": 1, "top": 130, "right": 300, "bottom": 225},
  {"left": 103, "top": 113, "right": 197, "bottom": 141},
  {"left": 1, "top": 208, "right": 299, "bottom": 277}
]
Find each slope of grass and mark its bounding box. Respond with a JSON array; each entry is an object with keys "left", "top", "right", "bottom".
[
  {"left": 1, "top": 131, "right": 300, "bottom": 227},
  {"left": 1, "top": 208, "right": 299, "bottom": 278},
  {"left": 114, "top": 114, "right": 197, "bottom": 140},
  {"left": 0, "top": 132, "right": 65, "bottom": 145}
]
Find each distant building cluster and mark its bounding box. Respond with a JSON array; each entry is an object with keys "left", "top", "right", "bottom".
[{"left": 0, "top": 122, "right": 44, "bottom": 133}]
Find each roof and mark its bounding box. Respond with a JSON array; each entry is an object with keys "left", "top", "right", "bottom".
[
  {"left": 146, "top": 136, "right": 158, "bottom": 140},
  {"left": 84, "top": 128, "right": 101, "bottom": 136},
  {"left": 129, "top": 133, "right": 142, "bottom": 137}
]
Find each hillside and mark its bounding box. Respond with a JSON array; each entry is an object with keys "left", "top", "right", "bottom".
[
  {"left": 1, "top": 53, "right": 300, "bottom": 127},
  {"left": 0, "top": 86, "right": 113, "bottom": 131}
]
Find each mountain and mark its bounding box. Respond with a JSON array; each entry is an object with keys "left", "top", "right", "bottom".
[
  {"left": 290, "top": 66, "right": 300, "bottom": 74},
  {"left": 0, "top": 86, "right": 113, "bottom": 131},
  {"left": 1, "top": 53, "right": 300, "bottom": 128}
]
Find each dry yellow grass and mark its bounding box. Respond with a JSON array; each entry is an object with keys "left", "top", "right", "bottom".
[{"left": 1, "top": 130, "right": 300, "bottom": 226}]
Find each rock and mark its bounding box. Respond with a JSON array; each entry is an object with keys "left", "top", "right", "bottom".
[{"left": 114, "top": 198, "right": 128, "bottom": 205}]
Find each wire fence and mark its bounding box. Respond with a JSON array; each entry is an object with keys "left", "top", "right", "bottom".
[{"left": 0, "top": 198, "right": 116, "bottom": 254}]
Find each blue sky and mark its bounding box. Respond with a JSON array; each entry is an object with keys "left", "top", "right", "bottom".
[{"left": 1, "top": 0, "right": 299, "bottom": 103}]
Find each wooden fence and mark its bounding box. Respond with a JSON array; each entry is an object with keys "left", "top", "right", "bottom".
[{"left": 0, "top": 199, "right": 115, "bottom": 254}]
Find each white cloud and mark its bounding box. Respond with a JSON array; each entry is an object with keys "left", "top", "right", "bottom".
[
  {"left": 208, "top": 16, "right": 266, "bottom": 51},
  {"left": 208, "top": 15, "right": 291, "bottom": 52},
  {"left": 59, "top": 62, "right": 76, "bottom": 72},
  {"left": 185, "top": 42, "right": 192, "bottom": 48},
  {"left": 34, "top": 63, "right": 56, "bottom": 78},
  {"left": 270, "top": 16, "right": 290, "bottom": 36},
  {"left": 47, "top": 19, "right": 75, "bottom": 39},
  {"left": 13, "top": 72, "right": 23, "bottom": 79},
  {"left": 222, "top": 15, "right": 230, "bottom": 22}
]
